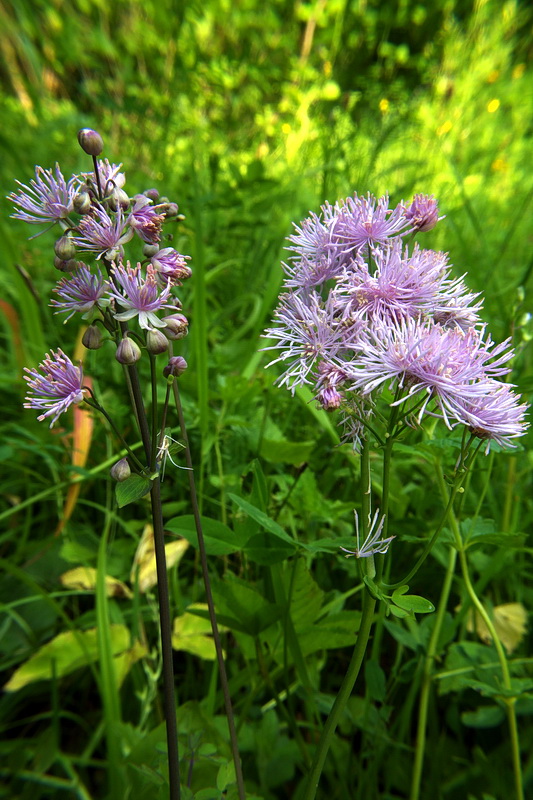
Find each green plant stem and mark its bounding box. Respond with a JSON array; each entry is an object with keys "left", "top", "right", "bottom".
[
  {"left": 303, "top": 587, "right": 377, "bottom": 800},
  {"left": 435, "top": 463, "right": 524, "bottom": 800},
  {"left": 127, "top": 360, "right": 181, "bottom": 800},
  {"left": 172, "top": 381, "right": 246, "bottom": 800},
  {"left": 410, "top": 545, "right": 457, "bottom": 800}
]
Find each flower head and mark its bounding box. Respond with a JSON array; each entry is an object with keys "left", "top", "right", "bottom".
[
  {"left": 448, "top": 380, "right": 529, "bottom": 452},
  {"left": 76, "top": 159, "right": 126, "bottom": 194},
  {"left": 335, "top": 193, "right": 411, "bottom": 252},
  {"left": 9, "top": 164, "right": 76, "bottom": 227},
  {"left": 51, "top": 264, "right": 109, "bottom": 321},
  {"left": 24, "top": 349, "right": 86, "bottom": 427},
  {"left": 73, "top": 205, "right": 133, "bottom": 260},
  {"left": 403, "top": 194, "right": 443, "bottom": 232},
  {"left": 150, "top": 248, "right": 192, "bottom": 285},
  {"left": 128, "top": 195, "right": 165, "bottom": 244},
  {"left": 108, "top": 262, "right": 174, "bottom": 329}
]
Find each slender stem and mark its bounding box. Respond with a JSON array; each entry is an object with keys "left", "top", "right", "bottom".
[
  {"left": 303, "top": 586, "right": 377, "bottom": 800},
  {"left": 83, "top": 396, "right": 145, "bottom": 471},
  {"left": 435, "top": 463, "right": 524, "bottom": 800},
  {"left": 126, "top": 359, "right": 181, "bottom": 799},
  {"left": 302, "top": 437, "right": 375, "bottom": 800},
  {"left": 172, "top": 381, "right": 246, "bottom": 800},
  {"left": 410, "top": 546, "right": 457, "bottom": 800}
]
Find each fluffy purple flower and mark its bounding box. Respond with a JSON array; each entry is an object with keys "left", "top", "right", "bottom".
[
  {"left": 150, "top": 248, "right": 192, "bottom": 285},
  {"left": 346, "top": 318, "right": 516, "bottom": 427},
  {"left": 73, "top": 206, "right": 133, "bottom": 259},
  {"left": 403, "top": 194, "right": 443, "bottom": 233},
  {"left": 108, "top": 262, "right": 174, "bottom": 329},
  {"left": 24, "top": 349, "right": 86, "bottom": 427},
  {"left": 335, "top": 242, "right": 481, "bottom": 326},
  {"left": 448, "top": 381, "right": 529, "bottom": 451},
  {"left": 76, "top": 159, "right": 126, "bottom": 194},
  {"left": 263, "top": 292, "right": 361, "bottom": 392},
  {"left": 128, "top": 196, "right": 164, "bottom": 244},
  {"left": 9, "top": 164, "right": 76, "bottom": 227},
  {"left": 335, "top": 193, "right": 412, "bottom": 252},
  {"left": 50, "top": 264, "right": 109, "bottom": 321}
]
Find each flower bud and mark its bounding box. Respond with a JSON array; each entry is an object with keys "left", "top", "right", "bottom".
[
  {"left": 165, "top": 202, "right": 179, "bottom": 218},
  {"left": 162, "top": 313, "right": 189, "bottom": 340},
  {"left": 107, "top": 186, "right": 130, "bottom": 212},
  {"left": 82, "top": 324, "right": 104, "bottom": 350},
  {"left": 110, "top": 457, "right": 131, "bottom": 482},
  {"left": 144, "top": 188, "right": 159, "bottom": 202},
  {"left": 54, "top": 256, "right": 79, "bottom": 272},
  {"left": 163, "top": 356, "right": 188, "bottom": 378},
  {"left": 54, "top": 235, "right": 77, "bottom": 261},
  {"left": 73, "top": 191, "right": 93, "bottom": 215},
  {"left": 115, "top": 336, "right": 141, "bottom": 365},
  {"left": 77, "top": 128, "right": 104, "bottom": 156},
  {"left": 146, "top": 328, "right": 169, "bottom": 355},
  {"left": 404, "top": 194, "right": 441, "bottom": 232},
  {"left": 159, "top": 196, "right": 170, "bottom": 205},
  {"left": 143, "top": 243, "right": 160, "bottom": 258}
]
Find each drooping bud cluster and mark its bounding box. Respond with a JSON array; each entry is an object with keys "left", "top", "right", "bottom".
[
  {"left": 264, "top": 192, "right": 528, "bottom": 452},
  {"left": 11, "top": 129, "right": 191, "bottom": 426}
]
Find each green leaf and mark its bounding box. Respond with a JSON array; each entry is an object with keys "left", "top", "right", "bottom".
[
  {"left": 244, "top": 532, "right": 296, "bottom": 565},
  {"left": 260, "top": 438, "right": 316, "bottom": 465},
  {"left": 115, "top": 475, "right": 151, "bottom": 508},
  {"left": 461, "top": 705, "right": 506, "bottom": 728},
  {"left": 228, "top": 493, "right": 299, "bottom": 548},
  {"left": 166, "top": 515, "right": 248, "bottom": 555},
  {"left": 392, "top": 587, "right": 435, "bottom": 614},
  {"left": 365, "top": 659, "right": 386, "bottom": 702},
  {"left": 4, "top": 625, "right": 130, "bottom": 691},
  {"left": 211, "top": 578, "right": 282, "bottom": 636}
]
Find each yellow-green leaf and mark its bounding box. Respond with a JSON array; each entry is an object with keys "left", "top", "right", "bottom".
[
  {"left": 60, "top": 567, "right": 133, "bottom": 599},
  {"left": 172, "top": 604, "right": 226, "bottom": 661}
]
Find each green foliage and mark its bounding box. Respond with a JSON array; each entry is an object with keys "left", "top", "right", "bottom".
[{"left": 1, "top": 0, "right": 533, "bottom": 799}]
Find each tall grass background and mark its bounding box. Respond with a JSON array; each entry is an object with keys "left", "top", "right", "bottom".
[{"left": 0, "top": 1, "right": 532, "bottom": 798}]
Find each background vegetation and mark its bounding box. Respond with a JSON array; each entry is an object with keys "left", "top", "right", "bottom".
[{"left": 0, "top": 1, "right": 532, "bottom": 798}]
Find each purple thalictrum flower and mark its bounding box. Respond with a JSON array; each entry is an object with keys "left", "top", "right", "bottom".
[
  {"left": 128, "top": 195, "right": 165, "bottom": 244},
  {"left": 402, "top": 194, "right": 444, "bottom": 233},
  {"left": 9, "top": 164, "right": 76, "bottom": 227},
  {"left": 448, "top": 380, "right": 529, "bottom": 452},
  {"left": 24, "top": 349, "right": 87, "bottom": 427},
  {"left": 108, "top": 262, "right": 174, "bottom": 329},
  {"left": 341, "top": 508, "right": 395, "bottom": 558},
  {"left": 76, "top": 159, "right": 126, "bottom": 194},
  {"left": 50, "top": 264, "right": 110, "bottom": 321},
  {"left": 263, "top": 291, "right": 361, "bottom": 392},
  {"left": 335, "top": 193, "right": 412, "bottom": 253},
  {"left": 150, "top": 248, "right": 192, "bottom": 285},
  {"left": 346, "top": 317, "right": 516, "bottom": 427},
  {"left": 73, "top": 205, "right": 133, "bottom": 260}
]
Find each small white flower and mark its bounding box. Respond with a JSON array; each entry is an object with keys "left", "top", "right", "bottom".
[
  {"left": 156, "top": 432, "right": 192, "bottom": 481},
  {"left": 341, "top": 508, "right": 395, "bottom": 558}
]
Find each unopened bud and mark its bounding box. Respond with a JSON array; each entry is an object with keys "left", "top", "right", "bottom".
[
  {"left": 77, "top": 128, "right": 104, "bottom": 156},
  {"left": 54, "top": 256, "right": 78, "bottom": 272},
  {"left": 163, "top": 356, "right": 188, "bottom": 378},
  {"left": 110, "top": 458, "right": 131, "bottom": 482},
  {"left": 143, "top": 243, "right": 160, "bottom": 258},
  {"left": 108, "top": 186, "right": 130, "bottom": 212},
  {"left": 164, "top": 202, "right": 179, "bottom": 218},
  {"left": 54, "top": 235, "right": 77, "bottom": 261},
  {"left": 144, "top": 188, "right": 159, "bottom": 202},
  {"left": 159, "top": 196, "right": 169, "bottom": 205},
  {"left": 73, "top": 191, "right": 92, "bottom": 214},
  {"left": 162, "top": 313, "right": 189, "bottom": 340},
  {"left": 82, "top": 324, "right": 103, "bottom": 350},
  {"left": 146, "top": 328, "right": 169, "bottom": 355},
  {"left": 115, "top": 336, "right": 141, "bottom": 365}
]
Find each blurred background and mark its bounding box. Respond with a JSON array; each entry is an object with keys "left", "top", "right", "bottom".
[{"left": 1, "top": 1, "right": 532, "bottom": 798}]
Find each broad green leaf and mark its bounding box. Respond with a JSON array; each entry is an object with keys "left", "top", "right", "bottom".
[
  {"left": 60, "top": 567, "right": 132, "bottom": 599},
  {"left": 461, "top": 705, "right": 505, "bottom": 728},
  {"left": 392, "top": 587, "right": 435, "bottom": 614},
  {"left": 228, "top": 493, "right": 299, "bottom": 548},
  {"left": 244, "top": 532, "right": 295, "bottom": 565},
  {"left": 4, "top": 625, "right": 130, "bottom": 691},
  {"left": 115, "top": 475, "right": 151, "bottom": 508},
  {"left": 260, "top": 438, "right": 316, "bottom": 465},
  {"left": 211, "top": 578, "right": 282, "bottom": 636},
  {"left": 172, "top": 604, "right": 226, "bottom": 661},
  {"left": 166, "top": 514, "right": 248, "bottom": 555},
  {"left": 365, "top": 659, "right": 386, "bottom": 702},
  {"left": 296, "top": 612, "right": 361, "bottom": 655}
]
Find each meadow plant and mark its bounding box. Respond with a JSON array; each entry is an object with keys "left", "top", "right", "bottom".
[
  {"left": 264, "top": 192, "right": 528, "bottom": 800},
  {"left": 10, "top": 130, "right": 245, "bottom": 800}
]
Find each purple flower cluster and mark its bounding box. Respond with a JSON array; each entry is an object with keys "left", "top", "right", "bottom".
[
  {"left": 265, "top": 192, "right": 528, "bottom": 451},
  {"left": 11, "top": 141, "right": 192, "bottom": 426}
]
